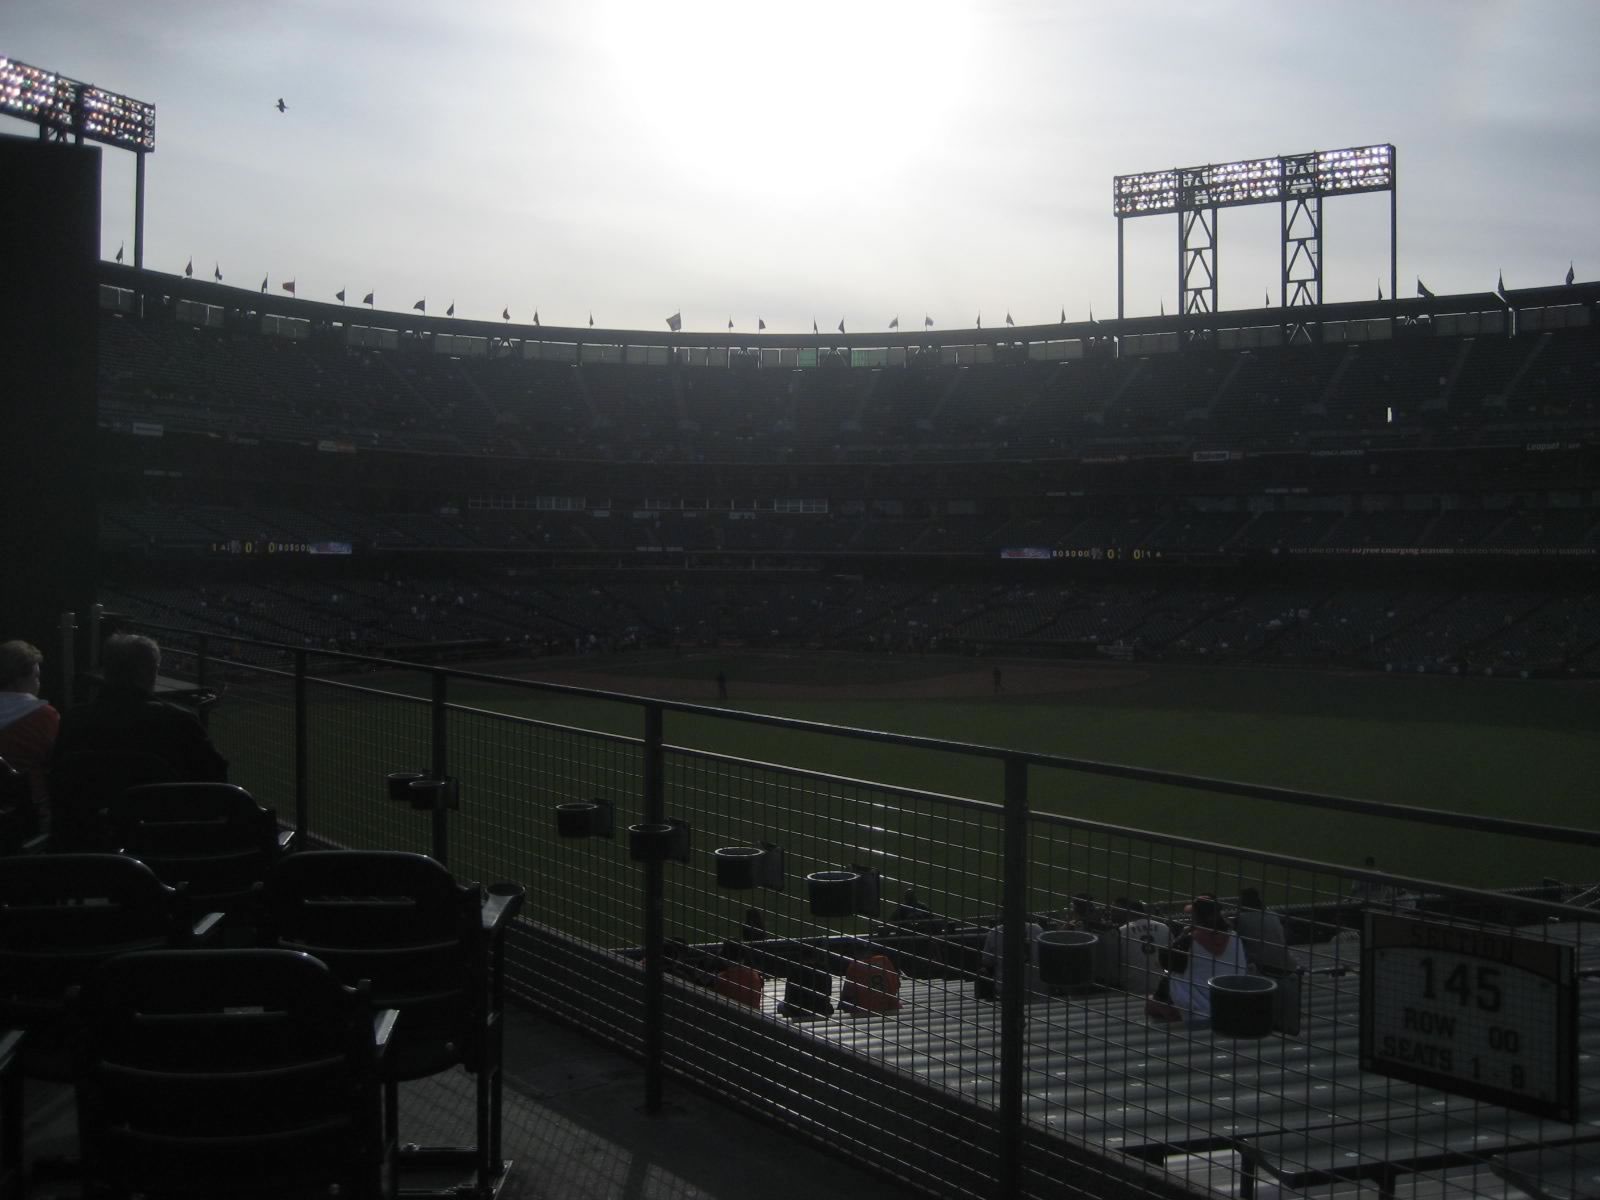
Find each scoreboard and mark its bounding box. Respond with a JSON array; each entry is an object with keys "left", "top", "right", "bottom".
[{"left": 1361, "top": 913, "right": 1576, "bottom": 1120}]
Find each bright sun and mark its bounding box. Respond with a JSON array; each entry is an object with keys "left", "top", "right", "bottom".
[{"left": 594, "top": 1, "right": 979, "bottom": 203}]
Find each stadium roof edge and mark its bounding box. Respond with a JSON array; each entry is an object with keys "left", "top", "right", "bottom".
[{"left": 97, "top": 263, "right": 1599, "bottom": 350}]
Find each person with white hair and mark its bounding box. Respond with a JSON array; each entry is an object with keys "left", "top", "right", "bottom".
[{"left": 53, "top": 633, "right": 227, "bottom": 784}]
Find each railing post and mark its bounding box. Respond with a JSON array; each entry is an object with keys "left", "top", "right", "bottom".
[
  {"left": 195, "top": 634, "right": 210, "bottom": 729},
  {"left": 998, "top": 754, "right": 1029, "bottom": 1200},
  {"left": 642, "top": 703, "right": 665, "bottom": 1115},
  {"left": 57, "top": 611, "right": 76, "bottom": 709},
  {"left": 430, "top": 670, "right": 450, "bottom": 866},
  {"left": 293, "top": 650, "right": 309, "bottom": 840}
]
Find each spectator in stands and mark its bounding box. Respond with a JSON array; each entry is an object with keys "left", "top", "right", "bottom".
[
  {"left": 839, "top": 942, "right": 902, "bottom": 1016},
  {"left": 1113, "top": 898, "right": 1172, "bottom": 997},
  {"left": 740, "top": 907, "right": 767, "bottom": 942},
  {"left": 779, "top": 944, "right": 835, "bottom": 1021},
  {"left": 714, "top": 941, "right": 765, "bottom": 1009},
  {"left": 979, "top": 915, "right": 1043, "bottom": 1000},
  {"left": 890, "top": 888, "right": 934, "bottom": 923},
  {"left": 53, "top": 634, "right": 228, "bottom": 785},
  {"left": 1232, "top": 887, "right": 1293, "bottom": 977},
  {"left": 0, "top": 640, "right": 58, "bottom": 825},
  {"left": 1146, "top": 895, "right": 1248, "bottom": 1027}
]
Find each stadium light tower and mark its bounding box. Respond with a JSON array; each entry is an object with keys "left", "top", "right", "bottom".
[
  {"left": 0, "top": 56, "right": 157, "bottom": 268},
  {"left": 1113, "top": 144, "right": 1396, "bottom": 342}
]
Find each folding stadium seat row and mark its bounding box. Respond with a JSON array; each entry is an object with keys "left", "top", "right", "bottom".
[{"left": 0, "top": 780, "right": 525, "bottom": 1199}]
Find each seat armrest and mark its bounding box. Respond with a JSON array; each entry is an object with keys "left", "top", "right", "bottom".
[
  {"left": 371, "top": 1008, "right": 400, "bottom": 1067},
  {"left": 189, "top": 911, "right": 228, "bottom": 945},
  {"left": 481, "top": 884, "right": 525, "bottom": 936},
  {"left": 276, "top": 829, "right": 297, "bottom": 853}
]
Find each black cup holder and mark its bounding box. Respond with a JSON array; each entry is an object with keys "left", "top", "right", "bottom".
[{"left": 1209, "top": 974, "right": 1277, "bottom": 1038}]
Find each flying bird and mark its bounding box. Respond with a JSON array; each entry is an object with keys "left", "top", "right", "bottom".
[{"left": 275, "top": 98, "right": 288, "bottom": 113}]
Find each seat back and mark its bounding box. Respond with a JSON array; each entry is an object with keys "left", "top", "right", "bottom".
[
  {"left": 0, "top": 854, "right": 190, "bottom": 1071},
  {"left": 112, "top": 782, "right": 282, "bottom": 914},
  {"left": 49, "top": 750, "right": 179, "bottom": 851},
  {"left": 263, "top": 851, "right": 483, "bottom": 1079},
  {"left": 73, "top": 948, "right": 390, "bottom": 1199}
]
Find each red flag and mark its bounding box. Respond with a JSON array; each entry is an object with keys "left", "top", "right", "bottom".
[{"left": 282, "top": 280, "right": 296, "bottom": 294}]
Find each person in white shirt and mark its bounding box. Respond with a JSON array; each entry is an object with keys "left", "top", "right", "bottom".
[
  {"left": 1147, "top": 895, "right": 1248, "bottom": 1028},
  {"left": 1113, "top": 898, "right": 1171, "bottom": 997}
]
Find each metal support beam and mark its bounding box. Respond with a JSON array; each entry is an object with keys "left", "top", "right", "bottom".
[
  {"left": 1180, "top": 206, "right": 1219, "bottom": 342},
  {"left": 134, "top": 151, "right": 146, "bottom": 271}
]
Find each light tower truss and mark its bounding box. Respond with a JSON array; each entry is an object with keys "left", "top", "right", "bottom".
[{"left": 1114, "top": 144, "right": 1396, "bottom": 342}]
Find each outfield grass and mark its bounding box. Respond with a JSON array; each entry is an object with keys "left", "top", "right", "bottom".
[{"left": 419, "top": 654, "right": 1599, "bottom": 891}]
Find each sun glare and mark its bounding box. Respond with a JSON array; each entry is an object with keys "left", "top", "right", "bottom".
[{"left": 595, "top": 2, "right": 976, "bottom": 202}]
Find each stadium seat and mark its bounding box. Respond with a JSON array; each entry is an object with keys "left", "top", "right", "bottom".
[
  {"left": 47, "top": 749, "right": 179, "bottom": 852},
  {"left": 71, "top": 948, "right": 396, "bottom": 1200},
  {"left": 110, "top": 782, "right": 294, "bottom": 930},
  {"left": 261, "top": 850, "right": 524, "bottom": 1198}
]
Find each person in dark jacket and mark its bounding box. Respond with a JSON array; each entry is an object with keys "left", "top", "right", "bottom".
[{"left": 51, "top": 634, "right": 227, "bottom": 847}]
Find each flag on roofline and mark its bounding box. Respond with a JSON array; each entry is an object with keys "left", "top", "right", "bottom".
[
  {"left": 1417, "top": 278, "right": 1434, "bottom": 299},
  {"left": 976, "top": 314, "right": 981, "bottom": 329},
  {"left": 728, "top": 318, "right": 734, "bottom": 330},
  {"left": 363, "top": 292, "right": 374, "bottom": 306},
  {"left": 213, "top": 264, "right": 222, "bottom": 282},
  {"left": 812, "top": 319, "right": 818, "bottom": 334},
  {"left": 1159, "top": 299, "right": 1165, "bottom": 316},
  {"left": 1496, "top": 272, "right": 1508, "bottom": 300},
  {"left": 282, "top": 280, "right": 296, "bottom": 294},
  {"left": 260, "top": 276, "right": 268, "bottom": 293},
  {"left": 1060, "top": 308, "right": 1066, "bottom": 324},
  {"left": 184, "top": 258, "right": 193, "bottom": 278},
  {"left": 1567, "top": 263, "right": 1576, "bottom": 286},
  {"left": 889, "top": 316, "right": 899, "bottom": 330},
  {"left": 589, "top": 313, "right": 594, "bottom": 327},
  {"left": 502, "top": 307, "right": 510, "bottom": 321},
  {"left": 115, "top": 243, "right": 123, "bottom": 263},
  {"left": 1378, "top": 284, "right": 1383, "bottom": 301},
  {"left": 1089, "top": 308, "right": 1096, "bottom": 324},
  {"left": 413, "top": 299, "right": 426, "bottom": 313},
  {"left": 666, "top": 312, "right": 682, "bottom": 332},
  {"left": 838, "top": 319, "right": 846, "bottom": 334},
  {"left": 1005, "top": 312, "right": 1015, "bottom": 327},
  {"left": 447, "top": 301, "right": 455, "bottom": 317},
  {"left": 924, "top": 315, "right": 932, "bottom": 328},
  {"left": 533, "top": 311, "right": 540, "bottom": 326},
  {"left": 758, "top": 318, "right": 766, "bottom": 331},
  {"left": 1265, "top": 290, "right": 1270, "bottom": 307},
  {"left": 336, "top": 289, "right": 345, "bottom": 302}
]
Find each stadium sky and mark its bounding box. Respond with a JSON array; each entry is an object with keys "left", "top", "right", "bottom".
[{"left": 5, "top": 0, "right": 1598, "bottom": 333}]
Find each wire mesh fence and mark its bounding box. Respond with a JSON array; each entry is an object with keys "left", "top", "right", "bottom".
[{"left": 109, "top": 620, "right": 1598, "bottom": 1200}]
